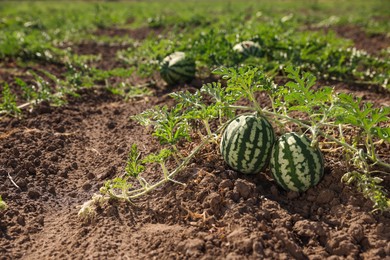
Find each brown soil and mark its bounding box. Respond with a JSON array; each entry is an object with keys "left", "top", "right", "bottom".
[
  {"left": 334, "top": 25, "right": 389, "bottom": 55},
  {"left": 308, "top": 24, "right": 389, "bottom": 55},
  {"left": 1, "top": 25, "right": 390, "bottom": 260},
  {"left": 95, "top": 26, "right": 165, "bottom": 41}
]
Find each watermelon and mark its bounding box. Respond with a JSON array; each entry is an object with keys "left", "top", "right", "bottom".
[
  {"left": 160, "top": 52, "right": 196, "bottom": 85},
  {"left": 233, "top": 41, "right": 261, "bottom": 57},
  {"left": 270, "top": 132, "right": 324, "bottom": 192},
  {"left": 220, "top": 114, "right": 275, "bottom": 174}
]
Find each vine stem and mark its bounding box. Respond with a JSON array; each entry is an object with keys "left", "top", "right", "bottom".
[
  {"left": 125, "top": 135, "right": 213, "bottom": 199},
  {"left": 108, "top": 123, "right": 228, "bottom": 201}
]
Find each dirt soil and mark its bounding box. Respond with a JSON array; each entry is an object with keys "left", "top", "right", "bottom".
[{"left": 1, "top": 25, "right": 390, "bottom": 260}]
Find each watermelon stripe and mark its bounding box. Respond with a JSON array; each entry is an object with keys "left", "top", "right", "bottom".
[
  {"left": 270, "top": 139, "right": 289, "bottom": 190},
  {"left": 246, "top": 121, "right": 262, "bottom": 172},
  {"left": 169, "top": 67, "right": 195, "bottom": 78},
  {"left": 281, "top": 135, "right": 306, "bottom": 191},
  {"left": 293, "top": 136, "right": 317, "bottom": 186}
]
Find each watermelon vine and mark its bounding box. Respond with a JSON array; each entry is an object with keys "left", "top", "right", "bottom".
[{"left": 79, "top": 66, "right": 390, "bottom": 219}]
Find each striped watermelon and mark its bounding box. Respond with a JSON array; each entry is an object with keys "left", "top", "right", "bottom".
[
  {"left": 233, "top": 41, "right": 261, "bottom": 57},
  {"left": 160, "top": 52, "right": 196, "bottom": 85},
  {"left": 220, "top": 114, "right": 275, "bottom": 174},
  {"left": 270, "top": 132, "right": 324, "bottom": 192}
]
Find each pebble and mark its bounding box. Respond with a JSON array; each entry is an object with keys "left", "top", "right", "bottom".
[
  {"left": 317, "top": 189, "right": 335, "bottom": 204},
  {"left": 234, "top": 179, "right": 255, "bottom": 199},
  {"left": 27, "top": 189, "right": 41, "bottom": 199},
  {"left": 286, "top": 191, "right": 299, "bottom": 200},
  {"left": 219, "top": 179, "right": 234, "bottom": 190},
  {"left": 204, "top": 192, "right": 222, "bottom": 213},
  {"left": 348, "top": 223, "right": 364, "bottom": 242},
  {"left": 16, "top": 215, "right": 26, "bottom": 226}
]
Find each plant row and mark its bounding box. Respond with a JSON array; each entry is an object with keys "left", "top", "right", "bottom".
[{"left": 79, "top": 66, "right": 390, "bottom": 219}]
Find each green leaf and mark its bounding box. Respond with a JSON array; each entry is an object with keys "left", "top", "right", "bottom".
[
  {"left": 0, "top": 195, "right": 7, "bottom": 211},
  {"left": 142, "top": 149, "right": 173, "bottom": 164},
  {"left": 125, "top": 144, "right": 145, "bottom": 178},
  {"left": 371, "top": 127, "right": 390, "bottom": 143}
]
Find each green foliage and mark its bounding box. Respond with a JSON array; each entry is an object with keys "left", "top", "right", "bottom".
[
  {"left": 1, "top": 0, "right": 388, "bottom": 215},
  {"left": 342, "top": 171, "right": 389, "bottom": 212},
  {"left": 125, "top": 144, "right": 145, "bottom": 178},
  {"left": 80, "top": 65, "right": 390, "bottom": 219},
  {"left": 134, "top": 104, "right": 191, "bottom": 145},
  {"left": 0, "top": 196, "right": 7, "bottom": 211},
  {"left": 0, "top": 83, "right": 21, "bottom": 116},
  {"left": 142, "top": 149, "right": 173, "bottom": 164}
]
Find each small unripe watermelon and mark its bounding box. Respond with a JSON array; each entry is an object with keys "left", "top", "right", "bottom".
[
  {"left": 270, "top": 132, "right": 324, "bottom": 192},
  {"left": 220, "top": 114, "right": 275, "bottom": 174},
  {"left": 160, "top": 52, "right": 196, "bottom": 85},
  {"left": 233, "top": 41, "right": 261, "bottom": 57}
]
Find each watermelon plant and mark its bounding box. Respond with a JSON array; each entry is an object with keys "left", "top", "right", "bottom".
[
  {"left": 160, "top": 52, "right": 196, "bottom": 85},
  {"left": 79, "top": 65, "right": 390, "bottom": 219},
  {"left": 0, "top": 84, "right": 21, "bottom": 116},
  {"left": 220, "top": 114, "right": 275, "bottom": 174},
  {"left": 270, "top": 132, "right": 324, "bottom": 192}
]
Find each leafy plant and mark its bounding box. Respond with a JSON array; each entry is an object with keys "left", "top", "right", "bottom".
[
  {"left": 80, "top": 66, "right": 390, "bottom": 219},
  {"left": 0, "top": 83, "right": 21, "bottom": 116}
]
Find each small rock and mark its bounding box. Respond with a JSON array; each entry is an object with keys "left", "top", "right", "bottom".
[
  {"left": 226, "top": 252, "right": 242, "bottom": 260},
  {"left": 27, "top": 166, "right": 36, "bottom": 175},
  {"left": 348, "top": 223, "right": 364, "bottom": 242},
  {"left": 27, "top": 189, "right": 41, "bottom": 199},
  {"left": 219, "top": 179, "right": 234, "bottom": 190},
  {"left": 107, "top": 121, "right": 116, "bottom": 130},
  {"left": 187, "top": 238, "right": 204, "bottom": 250},
  {"left": 86, "top": 171, "right": 95, "bottom": 180},
  {"left": 48, "top": 186, "right": 56, "bottom": 195},
  {"left": 293, "top": 220, "right": 326, "bottom": 238},
  {"left": 326, "top": 231, "right": 358, "bottom": 257},
  {"left": 16, "top": 179, "right": 28, "bottom": 191},
  {"left": 54, "top": 125, "right": 65, "bottom": 133},
  {"left": 286, "top": 191, "right": 299, "bottom": 200},
  {"left": 47, "top": 145, "right": 57, "bottom": 152},
  {"left": 82, "top": 182, "right": 92, "bottom": 191},
  {"left": 234, "top": 179, "right": 255, "bottom": 199},
  {"left": 12, "top": 148, "right": 20, "bottom": 157},
  {"left": 68, "top": 192, "right": 77, "bottom": 198},
  {"left": 253, "top": 241, "right": 264, "bottom": 255},
  {"left": 36, "top": 215, "right": 44, "bottom": 226},
  {"left": 226, "top": 228, "right": 248, "bottom": 247},
  {"left": 33, "top": 158, "right": 41, "bottom": 167},
  {"left": 16, "top": 215, "right": 26, "bottom": 226},
  {"left": 359, "top": 213, "right": 376, "bottom": 224},
  {"left": 204, "top": 192, "right": 222, "bottom": 213},
  {"left": 71, "top": 162, "right": 78, "bottom": 170},
  {"left": 117, "top": 147, "right": 126, "bottom": 155},
  {"left": 241, "top": 238, "right": 253, "bottom": 253},
  {"left": 50, "top": 155, "right": 59, "bottom": 162},
  {"left": 274, "top": 227, "right": 305, "bottom": 259},
  {"left": 317, "top": 189, "right": 335, "bottom": 204},
  {"left": 183, "top": 238, "right": 204, "bottom": 256},
  {"left": 270, "top": 185, "right": 279, "bottom": 197}
]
